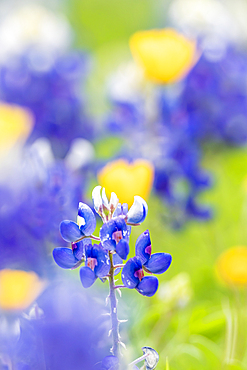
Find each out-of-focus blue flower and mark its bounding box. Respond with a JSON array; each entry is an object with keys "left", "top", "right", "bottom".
[
  {"left": 101, "top": 355, "right": 119, "bottom": 370},
  {"left": 0, "top": 146, "right": 86, "bottom": 275},
  {"left": 0, "top": 48, "right": 94, "bottom": 158},
  {"left": 0, "top": 278, "right": 110, "bottom": 370}
]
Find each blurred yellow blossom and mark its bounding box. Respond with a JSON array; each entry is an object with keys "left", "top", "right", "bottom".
[
  {"left": 97, "top": 158, "right": 154, "bottom": 207},
  {"left": 129, "top": 28, "right": 197, "bottom": 84},
  {"left": 0, "top": 269, "right": 45, "bottom": 311},
  {"left": 0, "top": 102, "right": 33, "bottom": 154},
  {"left": 216, "top": 246, "right": 247, "bottom": 286}
]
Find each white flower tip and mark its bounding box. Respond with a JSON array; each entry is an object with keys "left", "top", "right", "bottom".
[
  {"left": 110, "top": 192, "right": 118, "bottom": 209},
  {"left": 102, "top": 187, "right": 109, "bottom": 208},
  {"left": 92, "top": 185, "right": 102, "bottom": 210}
]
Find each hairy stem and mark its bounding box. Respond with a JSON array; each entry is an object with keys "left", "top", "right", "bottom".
[{"left": 108, "top": 251, "right": 120, "bottom": 358}]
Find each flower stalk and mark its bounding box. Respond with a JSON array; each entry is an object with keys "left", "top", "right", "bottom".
[{"left": 108, "top": 251, "right": 120, "bottom": 357}]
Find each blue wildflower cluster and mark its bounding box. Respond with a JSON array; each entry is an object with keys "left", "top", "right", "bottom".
[
  {"left": 53, "top": 186, "right": 171, "bottom": 368},
  {"left": 0, "top": 48, "right": 93, "bottom": 158},
  {"left": 53, "top": 186, "right": 172, "bottom": 296},
  {"left": 105, "top": 45, "right": 247, "bottom": 226}
]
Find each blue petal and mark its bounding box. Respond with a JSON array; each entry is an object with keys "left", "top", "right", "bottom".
[
  {"left": 115, "top": 239, "right": 129, "bottom": 260},
  {"left": 113, "top": 254, "right": 123, "bottom": 276},
  {"left": 73, "top": 238, "right": 91, "bottom": 261},
  {"left": 78, "top": 202, "right": 96, "bottom": 236},
  {"left": 94, "top": 246, "right": 111, "bottom": 278},
  {"left": 121, "top": 257, "right": 142, "bottom": 289},
  {"left": 144, "top": 253, "right": 172, "bottom": 274},
  {"left": 80, "top": 266, "right": 97, "bottom": 288},
  {"left": 100, "top": 219, "right": 117, "bottom": 250},
  {"left": 135, "top": 230, "right": 151, "bottom": 264},
  {"left": 127, "top": 196, "right": 148, "bottom": 224},
  {"left": 112, "top": 203, "right": 122, "bottom": 217},
  {"left": 53, "top": 247, "right": 79, "bottom": 269},
  {"left": 59, "top": 220, "right": 82, "bottom": 242},
  {"left": 101, "top": 355, "right": 119, "bottom": 370},
  {"left": 136, "top": 276, "right": 158, "bottom": 297}
]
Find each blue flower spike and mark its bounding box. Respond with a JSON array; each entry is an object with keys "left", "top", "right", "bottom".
[
  {"left": 53, "top": 186, "right": 170, "bottom": 367},
  {"left": 136, "top": 230, "right": 172, "bottom": 274},
  {"left": 127, "top": 196, "right": 148, "bottom": 225}
]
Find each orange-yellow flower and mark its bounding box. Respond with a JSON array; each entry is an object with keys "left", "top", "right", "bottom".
[
  {"left": 216, "top": 246, "right": 247, "bottom": 287},
  {"left": 0, "top": 269, "right": 45, "bottom": 311},
  {"left": 0, "top": 102, "right": 33, "bottom": 154},
  {"left": 97, "top": 159, "right": 154, "bottom": 207},
  {"left": 129, "top": 28, "right": 198, "bottom": 84}
]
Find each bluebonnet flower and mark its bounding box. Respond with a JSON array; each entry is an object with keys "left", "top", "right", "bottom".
[
  {"left": 53, "top": 186, "right": 149, "bottom": 277},
  {"left": 121, "top": 230, "right": 172, "bottom": 297},
  {"left": 0, "top": 278, "right": 110, "bottom": 370},
  {"left": 0, "top": 143, "right": 86, "bottom": 275},
  {"left": 0, "top": 48, "right": 94, "bottom": 158}
]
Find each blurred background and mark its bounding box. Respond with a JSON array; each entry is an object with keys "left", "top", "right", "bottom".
[{"left": 1, "top": 0, "right": 247, "bottom": 369}]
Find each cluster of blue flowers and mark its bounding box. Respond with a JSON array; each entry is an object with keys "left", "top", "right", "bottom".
[
  {"left": 105, "top": 45, "right": 247, "bottom": 226},
  {"left": 0, "top": 278, "right": 109, "bottom": 370},
  {"left": 0, "top": 48, "right": 93, "bottom": 158},
  {"left": 53, "top": 186, "right": 172, "bottom": 297}
]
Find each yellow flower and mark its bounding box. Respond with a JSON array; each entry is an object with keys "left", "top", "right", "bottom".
[
  {"left": 0, "top": 102, "right": 33, "bottom": 154},
  {"left": 97, "top": 159, "right": 154, "bottom": 207},
  {"left": 0, "top": 269, "right": 45, "bottom": 311},
  {"left": 129, "top": 28, "right": 197, "bottom": 84},
  {"left": 216, "top": 246, "right": 247, "bottom": 286}
]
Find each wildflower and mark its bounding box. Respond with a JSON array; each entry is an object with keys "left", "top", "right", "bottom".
[
  {"left": 216, "top": 246, "right": 247, "bottom": 286},
  {"left": 121, "top": 230, "right": 172, "bottom": 296},
  {"left": 101, "top": 355, "right": 119, "bottom": 370},
  {"left": 80, "top": 242, "right": 111, "bottom": 288},
  {"left": 53, "top": 240, "right": 86, "bottom": 269},
  {"left": 59, "top": 202, "right": 96, "bottom": 242},
  {"left": 129, "top": 28, "right": 197, "bottom": 84},
  {"left": 97, "top": 159, "right": 154, "bottom": 207}
]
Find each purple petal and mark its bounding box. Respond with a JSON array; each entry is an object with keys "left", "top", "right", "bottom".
[
  {"left": 101, "top": 355, "right": 119, "bottom": 370},
  {"left": 80, "top": 266, "right": 97, "bottom": 288},
  {"left": 144, "top": 253, "right": 172, "bottom": 274},
  {"left": 59, "top": 220, "right": 82, "bottom": 242},
  {"left": 127, "top": 196, "right": 148, "bottom": 224},
  {"left": 115, "top": 239, "right": 129, "bottom": 260},
  {"left": 78, "top": 202, "right": 96, "bottom": 236},
  {"left": 94, "top": 246, "right": 111, "bottom": 278},
  {"left": 72, "top": 238, "right": 91, "bottom": 260},
  {"left": 135, "top": 230, "right": 151, "bottom": 264},
  {"left": 100, "top": 219, "right": 117, "bottom": 250},
  {"left": 136, "top": 276, "right": 158, "bottom": 297},
  {"left": 53, "top": 247, "right": 79, "bottom": 269},
  {"left": 121, "top": 257, "right": 142, "bottom": 289}
]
